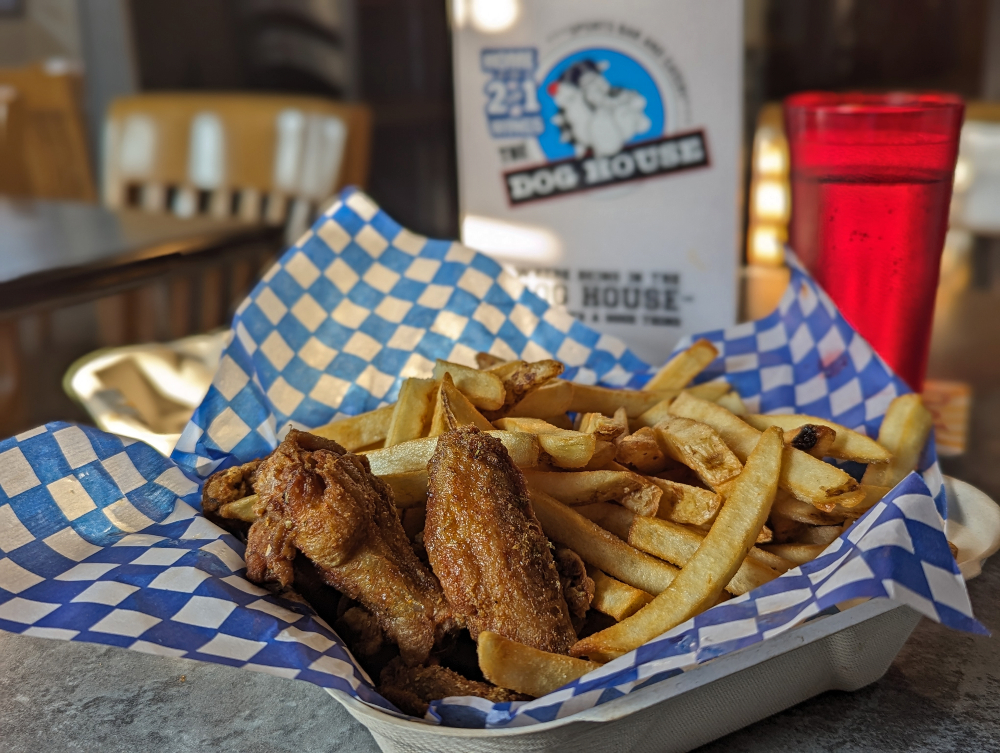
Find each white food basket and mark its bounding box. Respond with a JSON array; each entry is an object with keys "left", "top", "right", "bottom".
[{"left": 330, "top": 476, "right": 999, "bottom": 753}]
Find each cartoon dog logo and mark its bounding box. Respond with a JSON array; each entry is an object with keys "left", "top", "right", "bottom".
[{"left": 547, "top": 59, "right": 652, "bottom": 158}]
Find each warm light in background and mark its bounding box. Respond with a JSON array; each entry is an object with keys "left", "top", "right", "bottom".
[
  {"left": 753, "top": 179, "right": 789, "bottom": 222},
  {"left": 754, "top": 126, "right": 788, "bottom": 175},
  {"left": 748, "top": 223, "right": 786, "bottom": 266},
  {"left": 468, "top": 0, "right": 520, "bottom": 33},
  {"left": 461, "top": 214, "right": 562, "bottom": 263}
]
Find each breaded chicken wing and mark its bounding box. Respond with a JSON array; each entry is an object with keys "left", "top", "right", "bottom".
[
  {"left": 424, "top": 426, "right": 577, "bottom": 654},
  {"left": 244, "top": 429, "right": 454, "bottom": 665}
]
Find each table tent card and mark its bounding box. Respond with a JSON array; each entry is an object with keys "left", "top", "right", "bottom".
[{"left": 0, "top": 189, "right": 984, "bottom": 729}]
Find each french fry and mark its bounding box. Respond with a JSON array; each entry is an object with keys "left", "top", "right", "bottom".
[
  {"left": 366, "top": 431, "right": 539, "bottom": 475},
  {"left": 312, "top": 404, "right": 395, "bottom": 451},
  {"left": 781, "top": 424, "right": 837, "bottom": 459},
  {"left": 578, "top": 411, "right": 628, "bottom": 441},
  {"left": 797, "top": 525, "right": 843, "bottom": 547},
  {"left": 477, "top": 631, "right": 598, "bottom": 698},
  {"left": 757, "top": 524, "right": 774, "bottom": 544},
  {"left": 644, "top": 339, "right": 718, "bottom": 391},
  {"left": 530, "top": 491, "right": 680, "bottom": 595},
  {"left": 593, "top": 461, "right": 663, "bottom": 516},
  {"left": 615, "top": 427, "right": 670, "bottom": 474},
  {"left": 715, "top": 390, "right": 748, "bottom": 416},
  {"left": 633, "top": 383, "right": 732, "bottom": 428},
  {"left": 746, "top": 546, "right": 795, "bottom": 573},
  {"left": 760, "top": 542, "right": 827, "bottom": 565},
  {"left": 571, "top": 427, "right": 783, "bottom": 662},
  {"left": 475, "top": 352, "right": 507, "bottom": 369},
  {"left": 588, "top": 566, "right": 653, "bottom": 621},
  {"left": 669, "top": 392, "right": 861, "bottom": 507},
  {"left": 384, "top": 377, "right": 438, "bottom": 447},
  {"left": 493, "top": 417, "right": 597, "bottom": 469},
  {"left": 428, "top": 373, "right": 494, "bottom": 436},
  {"left": 651, "top": 477, "right": 723, "bottom": 526},
  {"left": 507, "top": 379, "right": 575, "bottom": 418},
  {"left": 588, "top": 504, "right": 780, "bottom": 597},
  {"left": 831, "top": 483, "right": 890, "bottom": 513},
  {"left": 487, "top": 359, "right": 564, "bottom": 416},
  {"left": 862, "top": 394, "right": 934, "bottom": 489},
  {"left": 219, "top": 494, "right": 258, "bottom": 523},
  {"left": 584, "top": 440, "right": 617, "bottom": 470},
  {"left": 771, "top": 490, "right": 848, "bottom": 526},
  {"left": 524, "top": 470, "right": 648, "bottom": 507},
  {"left": 653, "top": 416, "right": 743, "bottom": 490},
  {"left": 744, "top": 414, "right": 892, "bottom": 464},
  {"left": 432, "top": 359, "right": 505, "bottom": 410},
  {"left": 380, "top": 470, "right": 428, "bottom": 508},
  {"left": 568, "top": 384, "right": 680, "bottom": 418},
  {"left": 546, "top": 414, "right": 575, "bottom": 431}
]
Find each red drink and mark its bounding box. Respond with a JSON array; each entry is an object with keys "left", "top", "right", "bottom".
[{"left": 785, "top": 93, "right": 964, "bottom": 390}]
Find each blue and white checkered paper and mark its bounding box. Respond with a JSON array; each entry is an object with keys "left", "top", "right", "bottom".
[{"left": 0, "top": 188, "right": 983, "bottom": 730}]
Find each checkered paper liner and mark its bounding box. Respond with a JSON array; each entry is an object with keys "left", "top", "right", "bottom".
[{"left": 0, "top": 188, "right": 984, "bottom": 731}]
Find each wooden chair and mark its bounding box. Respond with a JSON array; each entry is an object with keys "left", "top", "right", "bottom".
[
  {"left": 0, "top": 62, "right": 96, "bottom": 201},
  {"left": 97, "top": 93, "right": 371, "bottom": 346},
  {"left": 103, "top": 93, "right": 371, "bottom": 235}
]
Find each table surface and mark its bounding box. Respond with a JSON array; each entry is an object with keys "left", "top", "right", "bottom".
[
  {"left": 1, "top": 243, "right": 999, "bottom": 752},
  {"left": 0, "top": 199, "right": 280, "bottom": 315}
]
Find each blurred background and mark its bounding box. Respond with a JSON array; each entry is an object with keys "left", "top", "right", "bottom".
[{"left": 0, "top": 0, "right": 998, "bottom": 489}]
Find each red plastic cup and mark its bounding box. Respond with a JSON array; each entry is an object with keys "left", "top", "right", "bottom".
[{"left": 784, "top": 92, "right": 964, "bottom": 391}]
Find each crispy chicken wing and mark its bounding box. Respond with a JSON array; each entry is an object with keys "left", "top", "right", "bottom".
[
  {"left": 245, "top": 429, "right": 454, "bottom": 665},
  {"left": 378, "top": 657, "right": 528, "bottom": 717},
  {"left": 424, "top": 426, "right": 577, "bottom": 654}
]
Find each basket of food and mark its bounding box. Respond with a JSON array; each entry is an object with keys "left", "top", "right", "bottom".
[{"left": 0, "top": 189, "right": 993, "bottom": 753}]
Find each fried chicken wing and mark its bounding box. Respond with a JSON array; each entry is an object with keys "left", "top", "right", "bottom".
[
  {"left": 378, "top": 657, "right": 528, "bottom": 717},
  {"left": 554, "top": 547, "right": 595, "bottom": 631},
  {"left": 202, "top": 459, "right": 261, "bottom": 516},
  {"left": 245, "top": 429, "right": 454, "bottom": 665},
  {"left": 424, "top": 426, "right": 577, "bottom": 654}
]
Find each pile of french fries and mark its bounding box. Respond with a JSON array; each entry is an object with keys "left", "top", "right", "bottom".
[{"left": 219, "top": 339, "right": 936, "bottom": 700}]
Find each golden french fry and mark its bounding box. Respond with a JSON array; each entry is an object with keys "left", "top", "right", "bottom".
[
  {"left": 506, "top": 379, "right": 575, "bottom": 418},
  {"left": 493, "top": 417, "right": 597, "bottom": 469},
  {"left": 487, "top": 359, "right": 564, "bottom": 416},
  {"left": 477, "top": 631, "right": 598, "bottom": 697},
  {"left": 653, "top": 416, "right": 743, "bottom": 490},
  {"left": 578, "top": 412, "right": 628, "bottom": 441},
  {"left": 651, "top": 477, "right": 723, "bottom": 527},
  {"left": 781, "top": 424, "right": 837, "bottom": 459},
  {"left": 831, "top": 483, "right": 890, "bottom": 512},
  {"left": 568, "top": 384, "right": 681, "bottom": 418},
  {"left": 796, "top": 525, "right": 843, "bottom": 547},
  {"left": 744, "top": 414, "right": 892, "bottom": 464},
  {"left": 584, "top": 440, "right": 617, "bottom": 470},
  {"left": 757, "top": 524, "right": 774, "bottom": 544},
  {"left": 746, "top": 546, "right": 795, "bottom": 573},
  {"left": 384, "top": 378, "right": 438, "bottom": 447},
  {"left": 432, "top": 359, "right": 505, "bottom": 410},
  {"left": 771, "top": 490, "right": 848, "bottom": 526},
  {"left": 218, "top": 494, "right": 258, "bottom": 523},
  {"left": 715, "top": 391, "right": 748, "bottom": 416},
  {"left": 475, "top": 352, "right": 507, "bottom": 369},
  {"left": 669, "top": 392, "right": 861, "bottom": 507},
  {"left": 760, "top": 542, "right": 827, "bottom": 565},
  {"left": 530, "top": 491, "right": 679, "bottom": 595},
  {"left": 571, "top": 426, "right": 783, "bottom": 662},
  {"left": 429, "top": 373, "right": 494, "bottom": 436},
  {"left": 524, "top": 470, "right": 648, "bottom": 507},
  {"left": 633, "top": 383, "right": 732, "bottom": 428},
  {"left": 312, "top": 404, "right": 395, "bottom": 451},
  {"left": 644, "top": 339, "right": 719, "bottom": 391},
  {"left": 615, "top": 427, "right": 670, "bottom": 474},
  {"left": 366, "top": 431, "right": 539, "bottom": 475},
  {"left": 379, "top": 470, "right": 428, "bottom": 508},
  {"left": 862, "top": 394, "right": 934, "bottom": 489},
  {"left": 588, "top": 503, "right": 779, "bottom": 597},
  {"left": 587, "top": 566, "right": 653, "bottom": 621},
  {"left": 546, "top": 414, "right": 575, "bottom": 431}
]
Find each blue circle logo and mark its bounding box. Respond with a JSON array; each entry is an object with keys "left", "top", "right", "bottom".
[{"left": 537, "top": 48, "right": 665, "bottom": 162}]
